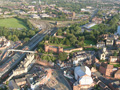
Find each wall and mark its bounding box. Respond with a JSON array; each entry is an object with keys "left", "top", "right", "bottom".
[{"left": 64, "top": 48, "right": 83, "bottom": 53}]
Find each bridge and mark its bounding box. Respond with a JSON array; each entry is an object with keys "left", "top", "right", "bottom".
[{"left": 7, "top": 49, "right": 36, "bottom": 53}]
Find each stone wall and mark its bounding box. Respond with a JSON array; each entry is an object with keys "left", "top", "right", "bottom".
[{"left": 64, "top": 48, "right": 83, "bottom": 53}]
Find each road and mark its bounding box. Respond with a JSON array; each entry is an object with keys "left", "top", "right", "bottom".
[
  {"left": 94, "top": 71, "right": 112, "bottom": 88},
  {"left": 0, "top": 27, "right": 57, "bottom": 83},
  {"left": 41, "top": 69, "right": 72, "bottom": 90}
]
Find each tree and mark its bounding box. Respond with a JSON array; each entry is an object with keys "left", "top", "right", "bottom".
[
  {"left": 24, "top": 37, "right": 30, "bottom": 42},
  {"left": 12, "top": 35, "right": 19, "bottom": 42},
  {"left": 78, "top": 41, "right": 84, "bottom": 47},
  {"left": 57, "top": 29, "right": 62, "bottom": 35},
  {"left": 58, "top": 52, "right": 67, "bottom": 61},
  {"left": 113, "top": 51, "right": 118, "bottom": 56},
  {"left": 65, "top": 39, "right": 70, "bottom": 45}
]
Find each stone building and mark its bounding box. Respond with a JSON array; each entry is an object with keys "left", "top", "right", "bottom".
[
  {"left": 44, "top": 45, "right": 63, "bottom": 53},
  {"left": 13, "top": 53, "right": 35, "bottom": 76},
  {"left": 98, "top": 47, "right": 108, "bottom": 60},
  {"left": 98, "top": 47, "right": 113, "bottom": 60}
]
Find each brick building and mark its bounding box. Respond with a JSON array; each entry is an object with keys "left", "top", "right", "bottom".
[
  {"left": 99, "top": 63, "right": 113, "bottom": 76},
  {"left": 44, "top": 45, "right": 63, "bottom": 53}
]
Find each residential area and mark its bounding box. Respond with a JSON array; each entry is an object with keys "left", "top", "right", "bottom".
[{"left": 0, "top": 0, "right": 120, "bottom": 90}]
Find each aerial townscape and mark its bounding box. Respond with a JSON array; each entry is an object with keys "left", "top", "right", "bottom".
[{"left": 0, "top": 0, "right": 120, "bottom": 90}]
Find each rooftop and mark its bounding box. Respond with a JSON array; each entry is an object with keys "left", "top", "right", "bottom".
[{"left": 115, "top": 70, "right": 120, "bottom": 75}]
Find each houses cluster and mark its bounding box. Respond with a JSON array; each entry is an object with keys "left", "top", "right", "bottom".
[
  {"left": 9, "top": 65, "right": 52, "bottom": 90},
  {"left": 0, "top": 36, "right": 10, "bottom": 48},
  {"left": 97, "top": 34, "right": 119, "bottom": 48},
  {"left": 92, "top": 17, "right": 103, "bottom": 24},
  {"left": 56, "top": 51, "right": 97, "bottom": 90}
]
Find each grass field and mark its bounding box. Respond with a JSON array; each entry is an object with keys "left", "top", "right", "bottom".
[
  {"left": 0, "top": 18, "right": 28, "bottom": 29},
  {"left": 49, "top": 43, "right": 74, "bottom": 49},
  {"left": 90, "top": 25, "right": 99, "bottom": 30},
  {"left": 84, "top": 40, "right": 96, "bottom": 46}
]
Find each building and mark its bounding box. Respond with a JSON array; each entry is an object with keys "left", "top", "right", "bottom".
[
  {"left": 109, "top": 56, "right": 120, "bottom": 64},
  {"left": 108, "top": 82, "right": 120, "bottom": 90},
  {"left": 98, "top": 47, "right": 108, "bottom": 60},
  {"left": 12, "top": 53, "right": 35, "bottom": 76},
  {"left": 92, "top": 17, "right": 103, "bottom": 24},
  {"left": 106, "top": 37, "right": 114, "bottom": 46},
  {"left": 115, "top": 40, "right": 120, "bottom": 45},
  {"left": 114, "top": 70, "right": 120, "bottom": 79},
  {"left": 73, "top": 65, "right": 93, "bottom": 90},
  {"left": 99, "top": 63, "right": 113, "bottom": 76},
  {"left": 83, "top": 22, "right": 96, "bottom": 29},
  {"left": 72, "top": 51, "right": 94, "bottom": 65},
  {"left": 97, "top": 41, "right": 105, "bottom": 48},
  {"left": 8, "top": 80, "right": 20, "bottom": 90},
  {"left": 31, "top": 14, "right": 40, "bottom": 19},
  {"left": 45, "top": 45, "right": 63, "bottom": 53},
  {"left": 0, "top": 36, "right": 11, "bottom": 48},
  {"left": 15, "top": 77, "right": 26, "bottom": 87},
  {"left": 26, "top": 69, "right": 52, "bottom": 90},
  {"left": 40, "top": 14, "right": 50, "bottom": 18}
]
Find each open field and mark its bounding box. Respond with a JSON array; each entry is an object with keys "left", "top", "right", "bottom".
[
  {"left": 0, "top": 18, "right": 28, "bottom": 29},
  {"left": 90, "top": 25, "right": 99, "bottom": 30}
]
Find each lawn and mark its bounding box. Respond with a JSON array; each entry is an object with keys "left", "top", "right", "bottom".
[
  {"left": 84, "top": 40, "right": 96, "bottom": 46},
  {"left": 84, "top": 47, "right": 98, "bottom": 51},
  {"left": 112, "top": 64, "right": 120, "bottom": 68},
  {"left": 0, "top": 18, "right": 28, "bottom": 29},
  {"left": 49, "top": 43, "right": 74, "bottom": 49},
  {"left": 90, "top": 25, "right": 99, "bottom": 30}
]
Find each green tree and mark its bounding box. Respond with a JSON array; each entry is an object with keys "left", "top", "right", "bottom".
[
  {"left": 113, "top": 51, "right": 118, "bottom": 56},
  {"left": 65, "top": 39, "right": 70, "bottom": 45},
  {"left": 58, "top": 52, "right": 68, "bottom": 61},
  {"left": 24, "top": 37, "right": 30, "bottom": 42}
]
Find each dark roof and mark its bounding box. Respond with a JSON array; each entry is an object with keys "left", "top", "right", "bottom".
[
  {"left": 104, "top": 88, "right": 111, "bottom": 90},
  {"left": 98, "top": 82, "right": 107, "bottom": 88},
  {"left": 101, "top": 62, "right": 107, "bottom": 68},
  {"left": 93, "top": 78, "right": 99, "bottom": 83},
  {"left": 112, "top": 80, "right": 120, "bottom": 85},
  {"left": 101, "top": 63, "right": 113, "bottom": 69},
  {"left": 112, "top": 83, "right": 119, "bottom": 89}
]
